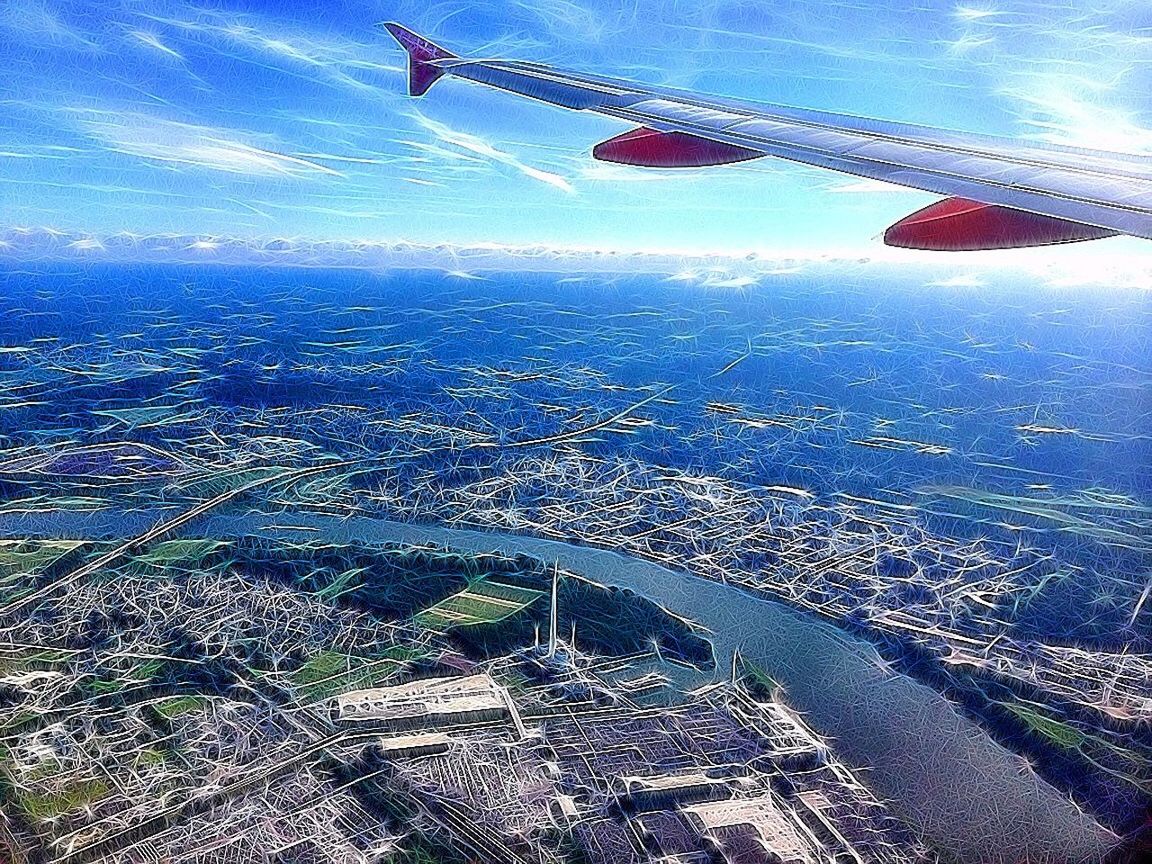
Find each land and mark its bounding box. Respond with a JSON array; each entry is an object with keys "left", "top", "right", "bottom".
[
  {"left": 0, "top": 263, "right": 1149, "bottom": 861},
  {"left": 0, "top": 536, "right": 928, "bottom": 864}
]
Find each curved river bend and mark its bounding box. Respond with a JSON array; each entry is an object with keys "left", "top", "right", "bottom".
[{"left": 2, "top": 511, "right": 1117, "bottom": 864}]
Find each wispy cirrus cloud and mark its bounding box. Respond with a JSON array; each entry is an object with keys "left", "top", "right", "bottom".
[
  {"left": 77, "top": 111, "right": 344, "bottom": 177},
  {"left": 1001, "top": 86, "right": 1152, "bottom": 153},
  {"left": 134, "top": 8, "right": 401, "bottom": 92},
  {"left": 578, "top": 160, "right": 710, "bottom": 183},
  {"left": 411, "top": 113, "right": 575, "bottom": 193},
  {"left": 953, "top": 5, "right": 1007, "bottom": 23},
  {"left": 825, "top": 178, "right": 913, "bottom": 194},
  {"left": 126, "top": 29, "right": 184, "bottom": 61},
  {"left": 950, "top": 1, "right": 1152, "bottom": 153},
  {"left": 0, "top": 0, "right": 96, "bottom": 49}
]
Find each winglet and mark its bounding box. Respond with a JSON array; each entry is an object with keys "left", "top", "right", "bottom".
[{"left": 381, "top": 22, "right": 456, "bottom": 97}]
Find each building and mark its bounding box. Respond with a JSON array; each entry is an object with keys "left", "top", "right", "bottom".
[
  {"left": 617, "top": 772, "right": 733, "bottom": 812},
  {"left": 682, "top": 796, "right": 820, "bottom": 864},
  {"left": 334, "top": 673, "right": 511, "bottom": 730}
]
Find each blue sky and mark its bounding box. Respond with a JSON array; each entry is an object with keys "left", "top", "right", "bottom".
[{"left": 2, "top": 0, "right": 1151, "bottom": 255}]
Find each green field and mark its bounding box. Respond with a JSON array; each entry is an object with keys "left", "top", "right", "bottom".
[{"left": 415, "top": 579, "right": 544, "bottom": 630}]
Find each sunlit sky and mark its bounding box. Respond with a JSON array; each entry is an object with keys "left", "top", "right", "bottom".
[{"left": 3, "top": 0, "right": 1151, "bottom": 256}]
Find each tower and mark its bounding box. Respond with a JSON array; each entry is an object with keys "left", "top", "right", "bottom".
[{"left": 547, "top": 562, "right": 559, "bottom": 658}]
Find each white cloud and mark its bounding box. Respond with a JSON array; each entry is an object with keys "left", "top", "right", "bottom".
[
  {"left": 946, "top": 33, "right": 996, "bottom": 55},
  {"left": 702, "top": 273, "right": 759, "bottom": 288},
  {"left": 127, "top": 30, "right": 184, "bottom": 60},
  {"left": 412, "top": 114, "right": 575, "bottom": 193},
  {"left": 78, "top": 112, "right": 344, "bottom": 178},
  {"left": 137, "top": 10, "right": 395, "bottom": 93},
  {"left": 953, "top": 5, "right": 1004, "bottom": 22},
  {"left": 975, "top": 5, "right": 1152, "bottom": 155},
  {"left": 927, "top": 273, "right": 987, "bottom": 287},
  {"left": 579, "top": 161, "right": 700, "bottom": 183},
  {"left": 1, "top": 0, "right": 96, "bottom": 48},
  {"left": 1005, "top": 88, "right": 1152, "bottom": 154},
  {"left": 825, "top": 178, "right": 911, "bottom": 194}
]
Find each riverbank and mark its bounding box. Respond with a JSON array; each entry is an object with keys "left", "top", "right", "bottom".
[{"left": 0, "top": 509, "right": 1118, "bottom": 864}]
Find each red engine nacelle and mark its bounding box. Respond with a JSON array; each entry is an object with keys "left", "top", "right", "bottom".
[
  {"left": 593, "top": 126, "right": 764, "bottom": 168},
  {"left": 884, "top": 197, "right": 1119, "bottom": 251}
]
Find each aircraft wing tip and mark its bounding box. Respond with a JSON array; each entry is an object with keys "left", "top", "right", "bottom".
[{"left": 379, "top": 22, "right": 456, "bottom": 97}]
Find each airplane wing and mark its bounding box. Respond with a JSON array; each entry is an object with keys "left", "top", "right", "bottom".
[{"left": 383, "top": 23, "right": 1152, "bottom": 251}]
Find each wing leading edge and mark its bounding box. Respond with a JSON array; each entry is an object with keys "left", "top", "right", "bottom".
[{"left": 383, "top": 23, "right": 1152, "bottom": 251}]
